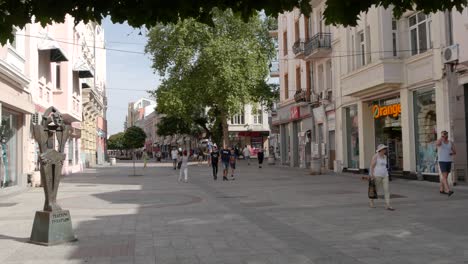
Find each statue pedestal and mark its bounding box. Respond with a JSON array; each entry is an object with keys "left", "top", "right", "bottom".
[{"left": 30, "top": 210, "right": 77, "bottom": 246}]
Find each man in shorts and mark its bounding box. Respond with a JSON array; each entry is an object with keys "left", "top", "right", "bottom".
[
  {"left": 436, "top": 130, "right": 456, "bottom": 196},
  {"left": 220, "top": 147, "right": 231, "bottom": 181}
]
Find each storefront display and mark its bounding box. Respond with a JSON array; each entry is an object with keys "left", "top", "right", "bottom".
[
  {"left": 373, "top": 98, "right": 403, "bottom": 172},
  {"left": 345, "top": 105, "right": 359, "bottom": 169},
  {"left": 413, "top": 88, "right": 438, "bottom": 174},
  {"left": 0, "top": 110, "right": 18, "bottom": 188}
]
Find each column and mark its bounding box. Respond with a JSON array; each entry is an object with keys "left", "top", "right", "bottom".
[
  {"left": 358, "top": 101, "right": 375, "bottom": 172},
  {"left": 400, "top": 88, "right": 416, "bottom": 172}
]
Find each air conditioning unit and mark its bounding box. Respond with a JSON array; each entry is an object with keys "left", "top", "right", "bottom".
[{"left": 442, "top": 44, "right": 459, "bottom": 64}]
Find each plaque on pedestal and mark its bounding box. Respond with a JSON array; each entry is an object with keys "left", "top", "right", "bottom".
[{"left": 30, "top": 210, "right": 77, "bottom": 246}]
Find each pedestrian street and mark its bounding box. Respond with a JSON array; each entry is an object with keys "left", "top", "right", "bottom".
[{"left": 1, "top": 160, "right": 468, "bottom": 264}]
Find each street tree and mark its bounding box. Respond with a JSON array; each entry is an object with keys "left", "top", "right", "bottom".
[
  {"left": 123, "top": 126, "right": 146, "bottom": 175},
  {"left": 146, "top": 8, "right": 276, "bottom": 147},
  {"left": 1, "top": 0, "right": 466, "bottom": 44},
  {"left": 107, "top": 132, "right": 126, "bottom": 153}
]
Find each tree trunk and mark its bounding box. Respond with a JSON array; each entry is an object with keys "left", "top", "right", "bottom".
[{"left": 220, "top": 113, "right": 230, "bottom": 148}]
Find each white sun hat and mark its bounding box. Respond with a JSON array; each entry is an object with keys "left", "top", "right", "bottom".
[{"left": 376, "top": 144, "right": 388, "bottom": 153}]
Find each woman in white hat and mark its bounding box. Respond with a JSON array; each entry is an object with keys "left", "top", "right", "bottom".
[{"left": 369, "top": 144, "right": 395, "bottom": 210}]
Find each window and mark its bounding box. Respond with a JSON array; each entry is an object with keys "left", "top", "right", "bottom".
[
  {"left": 318, "top": 64, "right": 324, "bottom": 92},
  {"left": 10, "top": 28, "right": 17, "bottom": 49},
  {"left": 252, "top": 106, "right": 263, "bottom": 124},
  {"left": 304, "top": 16, "right": 309, "bottom": 40},
  {"left": 392, "top": 19, "right": 398, "bottom": 57},
  {"left": 294, "top": 20, "right": 300, "bottom": 42},
  {"left": 283, "top": 31, "right": 288, "bottom": 56},
  {"left": 308, "top": 13, "right": 313, "bottom": 38},
  {"left": 295, "top": 67, "right": 301, "bottom": 91},
  {"left": 409, "top": 12, "right": 432, "bottom": 56},
  {"left": 56, "top": 64, "right": 61, "bottom": 90},
  {"left": 68, "top": 139, "right": 74, "bottom": 165},
  {"left": 326, "top": 60, "right": 332, "bottom": 91},
  {"left": 284, "top": 74, "right": 289, "bottom": 99},
  {"left": 231, "top": 111, "right": 245, "bottom": 124},
  {"left": 359, "top": 31, "right": 365, "bottom": 67},
  {"left": 366, "top": 26, "right": 371, "bottom": 63}
]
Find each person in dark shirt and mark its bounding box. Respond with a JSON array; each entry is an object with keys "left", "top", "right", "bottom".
[
  {"left": 257, "top": 147, "right": 264, "bottom": 168},
  {"left": 220, "top": 147, "right": 231, "bottom": 181},
  {"left": 229, "top": 148, "right": 237, "bottom": 180},
  {"left": 210, "top": 146, "right": 220, "bottom": 180}
]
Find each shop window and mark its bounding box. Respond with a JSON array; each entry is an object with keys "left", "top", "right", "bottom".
[
  {"left": 345, "top": 105, "right": 359, "bottom": 169},
  {"left": 68, "top": 139, "right": 74, "bottom": 165},
  {"left": 414, "top": 88, "right": 438, "bottom": 174},
  {"left": 0, "top": 110, "right": 19, "bottom": 188},
  {"left": 409, "top": 12, "right": 432, "bottom": 56}
]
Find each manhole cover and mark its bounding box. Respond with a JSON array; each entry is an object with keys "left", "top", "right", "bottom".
[{"left": 0, "top": 203, "right": 17, "bottom": 207}]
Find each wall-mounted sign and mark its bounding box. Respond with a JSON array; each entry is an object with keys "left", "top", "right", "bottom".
[
  {"left": 372, "top": 103, "right": 401, "bottom": 119},
  {"left": 290, "top": 106, "right": 300, "bottom": 120}
]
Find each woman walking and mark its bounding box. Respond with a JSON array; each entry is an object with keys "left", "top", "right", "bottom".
[
  {"left": 178, "top": 150, "right": 189, "bottom": 183},
  {"left": 369, "top": 144, "right": 395, "bottom": 211}
]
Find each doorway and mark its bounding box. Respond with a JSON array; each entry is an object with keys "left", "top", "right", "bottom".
[{"left": 375, "top": 117, "right": 403, "bottom": 172}]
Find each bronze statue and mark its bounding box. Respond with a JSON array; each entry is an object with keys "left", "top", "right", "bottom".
[{"left": 33, "top": 106, "right": 71, "bottom": 211}]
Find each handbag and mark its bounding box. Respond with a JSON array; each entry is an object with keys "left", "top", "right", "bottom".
[
  {"left": 177, "top": 161, "right": 182, "bottom": 169},
  {"left": 368, "top": 178, "right": 378, "bottom": 199}
]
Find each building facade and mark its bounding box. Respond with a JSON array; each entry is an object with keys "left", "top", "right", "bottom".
[
  {"left": 0, "top": 15, "right": 107, "bottom": 192},
  {"left": 276, "top": 3, "right": 467, "bottom": 181},
  {"left": 229, "top": 104, "right": 270, "bottom": 157},
  {"left": 452, "top": 8, "right": 468, "bottom": 181},
  {"left": 0, "top": 27, "right": 34, "bottom": 191},
  {"left": 274, "top": 3, "right": 335, "bottom": 170}
]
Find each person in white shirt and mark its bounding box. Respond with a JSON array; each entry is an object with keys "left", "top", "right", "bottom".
[
  {"left": 369, "top": 144, "right": 395, "bottom": 211},
  {"left": 171, "top": 147, "right": 179, "bottom": 170},
  {"left": 436, "top": 130, "right": 456, "bottom": 196},
  {"left": 178, "top": 150, "right": 189, "bottom": 182},
  {"left": 242, "top": 145, "right": 250, "bottom": 165}
]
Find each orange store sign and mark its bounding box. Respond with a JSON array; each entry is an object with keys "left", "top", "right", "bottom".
[{"left": 372, "top": 103, "right": 401, "bottom": 119}]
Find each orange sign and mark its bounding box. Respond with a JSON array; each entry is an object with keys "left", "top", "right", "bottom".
[{"left": 372, "top": 103, "right": 401, "bottom": 119}]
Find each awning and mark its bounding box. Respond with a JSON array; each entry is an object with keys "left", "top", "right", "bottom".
[
  {"left": 73, "top": 58, "right": 94, "bottom": 78},
  {"left": 37, "top": 33, "right": 68, "bottom": 62}
]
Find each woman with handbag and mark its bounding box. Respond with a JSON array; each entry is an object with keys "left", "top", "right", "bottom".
[{"left": 369, "top": 144, "right": 395, "bottom": 211}]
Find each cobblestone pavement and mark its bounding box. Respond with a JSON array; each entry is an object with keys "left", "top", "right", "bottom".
[{"left": 1, "top": 160, "right": 468, "bottom": 264}]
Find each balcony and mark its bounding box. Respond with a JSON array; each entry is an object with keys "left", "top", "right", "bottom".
[
  {"left": 341, "top": 60, "right": 403, "bottom": 97},
  {"left": 304, "top": 33, "right": 331, "bottom": 60},
  {"left": 292, "top": 39, "right": 306, "bottom": 58}
]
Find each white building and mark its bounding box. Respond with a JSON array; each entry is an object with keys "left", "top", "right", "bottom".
[
  {"left": 276, "top": 3, "right": 467, "bottom": 181},
  {"left": 229, "top": 103, "right": 270, "bottom": 157}
]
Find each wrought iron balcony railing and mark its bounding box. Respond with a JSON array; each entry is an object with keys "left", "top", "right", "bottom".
[
  {"left": 304, "top": 33, "right": 331, "bottom": 56},
  {"left": 292, "top": 39, "right": 306, "bottom": 55}
]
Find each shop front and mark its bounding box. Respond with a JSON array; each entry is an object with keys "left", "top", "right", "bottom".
[
  {"left": 372, "top": 97, "right": 403, "bottom": 173},
  {"left": 344, "top": 105, "right": 359, "bottom": 170},
  {"left": 0, "top": 109, "right": 20, "bottom": 188},
  {"left": 413, "top": 88, "right": 438, "bottom": 175},
  {"left": 229, "top": 131, "right": 269, "bottom": 157}
]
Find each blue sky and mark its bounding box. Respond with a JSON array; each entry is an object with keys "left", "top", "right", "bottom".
[{"left": 103, "top": 18, "right": 160, "bottom": 136}]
